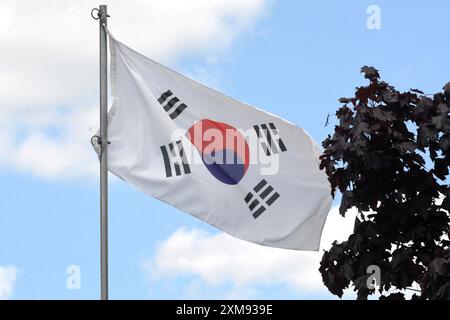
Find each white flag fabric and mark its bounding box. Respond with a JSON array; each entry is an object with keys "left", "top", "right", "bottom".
[{"left": 96, "top": 34, "right": 332, "bottom": 250}]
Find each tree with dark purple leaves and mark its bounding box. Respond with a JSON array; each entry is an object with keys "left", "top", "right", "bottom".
[{"left": 319, "top": 66, "right": 450, "bottom": 300}]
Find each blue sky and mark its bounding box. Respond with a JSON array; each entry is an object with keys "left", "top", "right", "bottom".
[{"left": 0, "top": 0, "right": 449, "bottom": 299}]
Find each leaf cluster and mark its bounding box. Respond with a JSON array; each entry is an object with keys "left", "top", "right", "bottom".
[{"left": 319, "top": 67, "right": 450, "bottom": 299}]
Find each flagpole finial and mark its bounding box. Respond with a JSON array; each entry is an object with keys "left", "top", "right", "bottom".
[{"left": 99, "top": 5, "right": 110, "bottom": 22}]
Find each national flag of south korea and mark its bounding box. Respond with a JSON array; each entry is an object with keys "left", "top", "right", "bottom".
[{"left": 95, "top": 33, "right": 332, "bottom": 250}]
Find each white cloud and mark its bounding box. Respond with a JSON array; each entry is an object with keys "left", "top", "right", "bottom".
[
  {"left": 0, "top": 0, "right": 272, "bottom": 179},
  {"left": 0, "top": 266, "right": 18, "bottom": 300},
  {"left": 0, "top": 104, "right": 99, "bottom": 179},
  {"left": 143, "top": 206, "right": 358, "bottom": 299}
]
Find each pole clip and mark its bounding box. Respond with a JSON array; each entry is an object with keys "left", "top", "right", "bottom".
[
  {"left": 91, "top": 135, "right": 110, "bottom": 160},
  {"left": 90, "top": 8, "right": 100, "bottom": 20},
  {"left": 91, "top": 7, "right": 110, "bottom": 21},
  {"left": 91, "top": 135, "right": 111, "bottom": 147}
]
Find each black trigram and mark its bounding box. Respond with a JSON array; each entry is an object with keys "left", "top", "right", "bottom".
[
  {"left": 253, "top": 123, "right": 287, "bottom": 156},
  {"left": 244, "top": 179, "right": 280, "bottom": 219},
  {"left": 157, "top": 90, "right": 188, "bottom": 120},
  {"left": 160, "top": 140, "right": 191, "bottom": 177}
]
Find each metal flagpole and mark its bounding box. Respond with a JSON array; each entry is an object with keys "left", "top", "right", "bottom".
[{"left": 98, "top": 4, "right": 109, "bottom": 300}]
